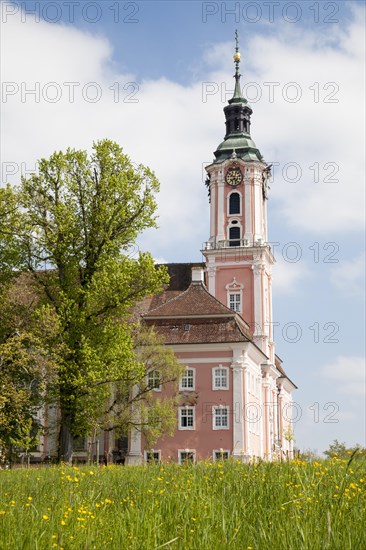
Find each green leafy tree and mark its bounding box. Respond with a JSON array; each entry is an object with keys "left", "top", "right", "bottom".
[
  {"left": 0, "top": 185, "right": 25, "bottom": 280},
  {"left": 76, "top": 325, "right": 184, "bottom": 459},
  {"left": 15, "top": 139, "right": 173, "bottom": 461},
  {"left": 0, "top": 329, "right": 58, "bottom": 465},
  {"left": 0, "top": 273, "right": 62, "bottom": 464},
  {"left": 324, "top": 440, "right": 366, "bottom": 460},
  {"left": 0, "top": 201, "right": 51, "bottom": 463}
]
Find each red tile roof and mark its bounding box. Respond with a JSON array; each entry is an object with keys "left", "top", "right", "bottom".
[
  {"left": 142, "top": 281, "right": 252, "bottom": 344},
  {"left": 144, "top": 281, "right": 239, "bottom": 318},
  {"left": 146, "top": 317, "right": 250, "bottom": 345}
]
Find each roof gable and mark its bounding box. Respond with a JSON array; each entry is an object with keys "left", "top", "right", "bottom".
[{"left": 144, "top": 281, "right": 237, "bottom": 318}]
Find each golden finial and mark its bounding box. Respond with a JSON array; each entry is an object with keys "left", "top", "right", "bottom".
[{"left": 233, "top": 29, "right": 241, "bottom": 63}]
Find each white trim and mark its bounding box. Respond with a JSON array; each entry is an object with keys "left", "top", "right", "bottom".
[
  {"left": 179, "top": 366, "right": 195, "bottom": 391},
  {"left": 210, "top": 174, "right": 216, "bottom": 237},
  {"left": 126, "top": 384, "right": 143, "bottom": 465},
  {"left": 227, "top": 219, "right": 242, "bottom": 245},
  {"left": 178, "top": 357, "right": 232, "bottom": 364},
  {"left": 178, "top": 449, "right": 196, "bottom": 464},
  {"left": 225, "top": 277, "right": 244, "bottom": 292},
  {"left": 178, "top": 406, "right": 195, "bottom": 430},
  {"left": 144, "top": 450, "right": 161, "bottom": 463},
  {"left": 231, "top": 353, "right": 245, "bottom": 456},
  {"left": 213, "top": 449, "right": 230, "bottom": 461},
  {"left": 244, "top": 172, "right": 252, "bottom": 240},
  {"left": 226, "top": 277, "right": 244, "bottom": 313},
  {"left": 227, "top": 189, "right": 242, "bottom": 216},
  {"left": 212, "top": 365, "right": 229, "bottom": 390},
  {"left": 227, "top": 291, "right": 241, "bottom": 313},
  {"left": 170, "top": 341, "right": 267, "bottom": 362},
  {"left": 217, "top": 175, "right": 225, "bottom": 240},
  {"left": 212, "top": 405, "right": 230, "bottom": 430}
]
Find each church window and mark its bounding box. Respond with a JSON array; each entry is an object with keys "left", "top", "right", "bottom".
[
  {"left": 229, "top": 226, "right": 240, "bottom": 246},
  {"left": 213, "top": 407, "right": 229, "bottom": 429},
  {"left": 229, "top": 192, "right": 240, "bottom": 214},
  {"left": 178, "top": 450, "right": 196, "bottom": 463},
  {"left": 213, "top": 450, "right": 230, "bottom": 460},
  {"left": 226, "top": 278, "right": 244, "bottom": 313},
  {"left": 180, "top": 367, "right": 195, "bottom": 390},
  {"left": 179, "top": 406, "right": 195, "bottom": 430},
  {"left": 213, "top": 366, "right": 229, "bottom": 389},
  {"left": 229, "top": 292, "right": 241, "bottom": 312},
  {"left": 145, "top": 450, "right": 161, "bottom": 463},
  {"left": 147, "top": 370, "right": 161, "bottom": 391}
]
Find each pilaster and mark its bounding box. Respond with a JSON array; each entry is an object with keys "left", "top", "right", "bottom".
[
  {"left": 231, "top": 352, "right": 245, "bottom": 458},
  {"left": 125, "top": 427, "right": 142, "bottom": 465},
  {"left": 217, "top": 170, "right": 225, "bottom": 241}
]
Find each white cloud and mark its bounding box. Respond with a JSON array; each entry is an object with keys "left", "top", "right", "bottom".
[
  {"left": 330, "top": 253, "right": 365, "bottom": 298},
  {"left": 322, "top": 356, "right": 366, "bottom": 396},
  {"left": 0, "top": 2, "right": 365, "bottom": 264},
  {"left": 271, "top": 256, "right": 311, "bottom": 294}
]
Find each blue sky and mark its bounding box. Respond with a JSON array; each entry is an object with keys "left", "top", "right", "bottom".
[{"left": 1, "top": 0, "right": 365, "bottom": 454}]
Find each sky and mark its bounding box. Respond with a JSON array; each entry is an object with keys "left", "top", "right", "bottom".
[{"left": 1, "top": 0, "right": 365, "bottom": 455}]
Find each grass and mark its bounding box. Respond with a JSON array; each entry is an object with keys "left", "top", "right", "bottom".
[{"left": 0, "top": 457, "right": 365, "bottom": 549}]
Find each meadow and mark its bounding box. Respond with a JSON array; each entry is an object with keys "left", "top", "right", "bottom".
[{"left": 0, "top": 457, "right": 365, "bottom": 550}]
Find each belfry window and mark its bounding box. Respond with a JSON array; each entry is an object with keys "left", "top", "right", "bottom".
[
  {"left": 229, "top": 226, "right": 240, "bottom": 246},
  {"left": 229, "top": 193, "right": 240, "bottom": 215}
]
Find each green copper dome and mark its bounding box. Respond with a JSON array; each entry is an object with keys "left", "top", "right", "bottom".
[{"left": 214, "top": 132, "right": 263, "bottom": 163}]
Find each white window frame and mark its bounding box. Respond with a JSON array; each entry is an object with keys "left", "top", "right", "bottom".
[
  {"left": 227, "top": 190, "right": 242, "bottom": 216},
  {"left": 178, "top": 406, "right": 195, "bottom": 430},
  {"left": 179, "top": 367, "right": 195, "bottom": 391},
  {"left": 212, "top": 406, "right": 230, "bottom": 430},
  {"left": 212, "top": 366, "right": 229, "bottom": 390},
  {"left": 147, "top": 370, "right": 161, "bottom": 392},
  {"left": 228, "top": 292, "right": 241, "bottom": 312},
  {"left": 213, "top": 449, "right": 230, "bottom": 461},
  {"left": 225, "top": 278, "right": 244, "bottom": 314},
  {"left": 178, "top": 449, "right": 196, "bottom": 464},
  {"left": 144, "top": 450, "right": 161, "bottom": 463}
]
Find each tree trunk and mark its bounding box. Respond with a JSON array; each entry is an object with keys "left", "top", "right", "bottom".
[{"left": 58, "top": 410, "right": 73, "bottom": 464}]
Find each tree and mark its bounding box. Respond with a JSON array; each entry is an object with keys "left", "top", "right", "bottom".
[
  {"left": 0, "top": 330, "right": 58, "bottom": 465},
  {"left": 0, "top": 272, "right": 63, "bottom": 464},
  {"left": 324, "top": 440, "right": 366, "bottom": 460},
  {"left": 4, "top": 139, "right": 176, "bottom": 462},
  {"left": 0, "top": 190, "right": 48, "bottom": 463},
  {"left": 86, "top": 325, "right": 184, "bottom": 450},
  {"left": 0, "top": 185, "right": 27, "bottom": 282}
]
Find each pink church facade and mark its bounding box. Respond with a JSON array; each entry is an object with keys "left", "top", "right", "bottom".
[
  {"left": 27, "top": 36, "right": 296, "bottom": 466},
  {"left": 126, "top": 37, "right": 297, "bottom": 464}
]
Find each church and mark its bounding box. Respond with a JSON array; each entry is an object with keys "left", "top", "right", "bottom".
[
  {"left": 126, "top": 34, "right": 297, "bottom": 464},
  {"left": 28, "top": 35, "right": 296, "bottom": 465}
]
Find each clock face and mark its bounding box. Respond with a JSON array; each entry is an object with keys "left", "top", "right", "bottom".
[{"left": 226, "top": 167, "right": 242, "bottom": 186}]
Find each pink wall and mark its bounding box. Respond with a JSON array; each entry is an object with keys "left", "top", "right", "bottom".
[
  {"left": 149, "top": 350, "right": 235, "bottom": 461},
  {"left": 214, "top": 263, "right": 254, "bottom": 332}
]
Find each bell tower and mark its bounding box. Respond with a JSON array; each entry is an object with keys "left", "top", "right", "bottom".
[{"left": 203, "top": 31, "right": 275, "bottom": 362}]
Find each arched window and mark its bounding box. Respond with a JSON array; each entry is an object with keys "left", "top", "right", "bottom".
[
  {"left": 229, "top": 226, "right": 240, "bottom": 246},
  {"left": 229, "top": 193, "right": 240, "bottom": 215}
]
